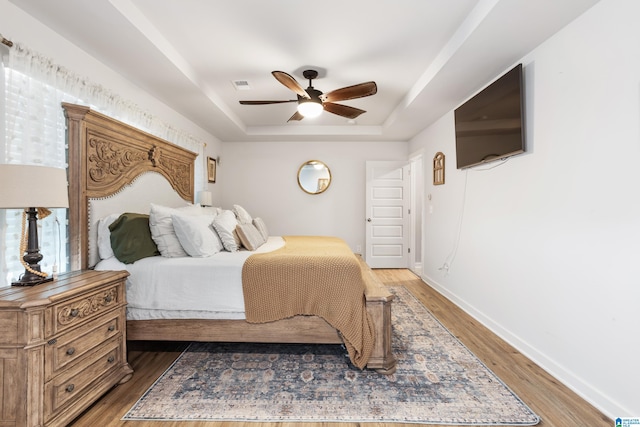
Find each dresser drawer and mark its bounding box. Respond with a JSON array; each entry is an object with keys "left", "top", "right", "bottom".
[
  {"left": 49, "top": 284, "right": 123, "bottom": 335},
  {"left": 44, "top": 335, "right": 123, "bottom": 418},
  {"left": 45, "top": 308, "right": 123, "bottom": 380}
]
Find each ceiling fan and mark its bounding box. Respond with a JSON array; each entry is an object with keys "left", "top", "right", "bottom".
[{"left": 239, "top": 70, "right": 377, "bottom": 122}]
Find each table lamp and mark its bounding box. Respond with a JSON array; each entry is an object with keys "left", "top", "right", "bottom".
[
  {"left": 199, "top": 190, "right": 213, "bottom": 207},
  {"left": 0, "top": 164, "right": 69, "bottom": 286}
]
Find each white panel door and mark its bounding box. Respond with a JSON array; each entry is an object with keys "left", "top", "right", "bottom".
[{"left": 365, "top": 161, "right": 410, "bottom": 268}]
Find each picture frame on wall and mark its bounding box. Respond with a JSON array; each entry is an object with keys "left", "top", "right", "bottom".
[
  {"left": 433, "top": 152, "right": 445, "bottom": 185},
  {"left": 207, "top": 156, "right": 217, "bottom": 183}
]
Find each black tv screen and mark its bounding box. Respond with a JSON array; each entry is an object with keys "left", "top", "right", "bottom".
[{"left": 454, "top": 64, "right": 525, "bottom": 169}]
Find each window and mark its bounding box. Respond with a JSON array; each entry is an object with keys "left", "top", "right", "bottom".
[
  {"left": 2, "top": 49, "right": 68, "bottom": 286},
  {"left": 1, "top": 42, "right": 205, "bottom": 286}
]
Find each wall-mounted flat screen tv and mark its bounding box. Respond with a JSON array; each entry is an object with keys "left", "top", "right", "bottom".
[{"left": 454, "top": 63, "right": 525, "bottom": 169}]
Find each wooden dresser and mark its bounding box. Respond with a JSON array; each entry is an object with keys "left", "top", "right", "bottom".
[{"left": 0, "top": 270, "right": 133, "bottom": 427}]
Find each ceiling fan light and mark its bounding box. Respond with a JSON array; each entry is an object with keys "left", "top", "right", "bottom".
[{"left": 297, "top": 100, "right": 323, "bottom": 118}]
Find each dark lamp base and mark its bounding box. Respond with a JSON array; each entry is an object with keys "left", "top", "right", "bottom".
[{"left": 12, "top": 275, "right": 55, "bottom": 287}]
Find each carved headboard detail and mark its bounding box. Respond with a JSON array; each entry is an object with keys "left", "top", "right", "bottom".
[{"left": 64, "top": 103, "right": 197, "bottom": 270}]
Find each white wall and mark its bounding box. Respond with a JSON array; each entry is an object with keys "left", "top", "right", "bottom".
[
  {"left": 220, "top": 140, "right": 408, "bottom": 252},
  {"left": 0, "top": 0, "right": 223, "bottom": 202},
  {"left": 410, "top": 0, "right": 639, "bottom": 418}
]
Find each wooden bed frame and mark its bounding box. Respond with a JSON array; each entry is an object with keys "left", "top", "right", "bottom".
[{"left": 64, "top": 102, "right": 397, "bottom": 374}]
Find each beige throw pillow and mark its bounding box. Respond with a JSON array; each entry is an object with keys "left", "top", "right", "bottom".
[
  {"left": 237, "top": 222, "right": 266, "bottom": 251},
  {"left": 252, "top": 217, "right": 269, "bottom": 241}
]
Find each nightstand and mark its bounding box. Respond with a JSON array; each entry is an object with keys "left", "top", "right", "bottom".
[{"left": 0, "top": 270, "right": 133, "bottom": 427}]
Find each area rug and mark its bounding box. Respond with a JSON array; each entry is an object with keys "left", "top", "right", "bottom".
[{"left": 123, "top": 286, "right": 540, "bottom": 425}]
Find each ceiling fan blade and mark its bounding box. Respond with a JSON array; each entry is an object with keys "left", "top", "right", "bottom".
[
  {"left": 239, "top": 100, "right": 298, "bottom": 105},
  {"left": 322, "top": 81, "right": 377, "bottom": 103},
  {"left": 287, "top": 111, "right": 304, "bottom": 122},
  {"left": 323, "top": 102, "right": 366, "bottom": 119},
  {"left": 272, "top": 71, "right": 310, "bottom": 99}
]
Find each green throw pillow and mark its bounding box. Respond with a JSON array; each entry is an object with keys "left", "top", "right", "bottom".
[{"left": 109, "top": 213, "right": 160, "bottom": 264}]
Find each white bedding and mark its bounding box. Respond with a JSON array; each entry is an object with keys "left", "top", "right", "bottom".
[{"left": 95, "top": 236, "right": 285, "bottom": 320}]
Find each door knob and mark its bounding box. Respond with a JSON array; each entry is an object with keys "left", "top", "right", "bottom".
[{"left": 367, "top": 218, "right": 372, "bottom": 222}]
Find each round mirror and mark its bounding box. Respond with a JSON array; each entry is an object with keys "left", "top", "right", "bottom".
[{"left": 297, "top": 160, "right": 332, "bottom": 195}]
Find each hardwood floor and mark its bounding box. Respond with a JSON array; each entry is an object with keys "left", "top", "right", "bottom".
[{"left": 69, "top": 269, "right": 612, "bottom": 426}]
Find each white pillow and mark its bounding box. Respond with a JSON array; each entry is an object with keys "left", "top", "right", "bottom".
[
  {"left": 252, "top": 217, "right": 269, "bottom": 241},
  {"left": 201, "top": 206, "right": 222, "bottom": 216},
  {"left": 149, "top": 203, "right": 202, "bottom": 257},
  {"left": 97, "top": 213, "right": 122, "bottom": 260},
  {"left": 171, "top": 213, "right": 223, "bottom": 257},
  {"left": 212, "top": 210, "right": 240, "bottom": 252},
  {"left": 233, "top": 204, "right": 253, "bottom": 224}
]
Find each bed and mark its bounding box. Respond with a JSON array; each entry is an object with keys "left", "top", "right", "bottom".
[{"left": 64, "top": 102, "right": 396, "bottom": 374}]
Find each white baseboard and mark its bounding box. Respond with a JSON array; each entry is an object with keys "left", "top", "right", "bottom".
[
  {"left": 410, "top": 262, "right": 422, "bottom": 277},
  {"left": 420, "top": 272, "right": 625, "bottom": 419}
]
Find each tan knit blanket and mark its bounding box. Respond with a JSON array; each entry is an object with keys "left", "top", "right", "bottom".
[{"left": 241, "top": 236, "right": 375, "bottom": 369}]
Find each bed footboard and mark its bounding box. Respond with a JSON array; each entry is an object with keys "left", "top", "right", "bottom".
[
  {"left": 359, "top": 256, "right": 397, "bottom": 374},
  {"left": 127, "top": 258, "right": 396, "bottom": 374}
]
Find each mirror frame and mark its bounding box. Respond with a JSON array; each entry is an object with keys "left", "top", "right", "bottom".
[{"left": 297, "top": 160, "right": 332, "bottom": 195}]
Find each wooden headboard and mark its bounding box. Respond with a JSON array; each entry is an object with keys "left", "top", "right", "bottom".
[{"left": 64, "top": 103, "right": 197, "bottom": 270}]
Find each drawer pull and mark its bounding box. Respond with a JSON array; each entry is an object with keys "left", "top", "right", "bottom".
[
  {"left": 104, "top": 295, "right": 113, "bottom": 303},
  {"left": 70, "top": 308, "right": 79, "bottom": 317},
  {"left": 107, "top": 355, "right": 115, "bottom": 363},
  {"left": 65, "top": 384, "right": 75, "bottom": 393},
  {"left": 108, "top": 324, "right": 116, "bottom": 332},
  {"left": 66, "top": 347, "right": 76, "bottom": 356},
  {"left": 47, "top": 338, "right": 57, "bottom": 346}
]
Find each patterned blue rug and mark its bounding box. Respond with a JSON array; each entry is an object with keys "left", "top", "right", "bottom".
[{"left": 123, "top": 286, "right": 540, "bottom": 424}]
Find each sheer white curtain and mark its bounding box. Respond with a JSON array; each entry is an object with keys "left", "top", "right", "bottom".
[{"left": 1, "top": 42, "right": 205, "bottom": 286}]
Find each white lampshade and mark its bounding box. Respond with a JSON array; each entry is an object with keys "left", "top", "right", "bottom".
[
  {"left": 198, "top": 190, "right": 213, "bottom": 207},
  {"left": 297, "top": 100, "right": 323, "bottom": 118},
  {"left": 0, "top": 164, "right": 69, "bottom": 208}
]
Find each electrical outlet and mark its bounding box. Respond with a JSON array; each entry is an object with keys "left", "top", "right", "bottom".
[{"left": 355, "top": 244, "right": 362, "bottom": 254}]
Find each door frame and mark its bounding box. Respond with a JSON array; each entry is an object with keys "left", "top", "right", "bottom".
[{"left": 408, "top": 150, "right": 424, "bottom": 276}]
